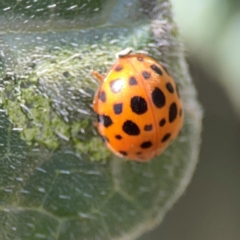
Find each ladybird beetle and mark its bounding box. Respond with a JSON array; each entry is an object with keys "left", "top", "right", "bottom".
[{"left": 92, "top": 49, "right": 183, "bottom": 162}]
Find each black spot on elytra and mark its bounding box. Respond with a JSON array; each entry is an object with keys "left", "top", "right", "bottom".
[
  {"left": 98, "top": 91, "right": 106, "bottom": 102},
  {"left": 166, "top": 82, "right": 174, "bottom": 93},
  {"left": 122, "top": 120, "right": 140, "bottom": 135},
  {"left": 119, "top": 151, "right": 128, "bottom": 156},
  {"left": 130, "top": 96, "right": 148, "bottom": 115},
  {"left": 144, "top": 124, "right": 153, "bottom": 131},
  {"left": 161, "top": 133, "right": 171, "bottom": 142},
  {"left": 159, "top": 118, "right": 166, "bottom": 127},
  {"left": 98, "top": 114, "right": 113, "bottom": 127},
  {"left": 113, "top": 103, "right": 123, "bottom": 115},
  {"left": 151, "top": 87, "right": 166, "bottom": 108},
  {"left": 110, "top": 79, "right": 123, "bottom": 93},
  {"left": 151, "top": 64, "right": 163, "bottom": 75},
  {"left": 142, "top": 71, "right": 151, "bottom": 79},
  {"left": 115, "top": 65, "right": 123, "bottom": 71},
  {"left": 169, "top": 102, "right": 178, "bottom": 123},
  {"left": 137, "top": 57, "right": 144, "bottom": 61},
  {"left": 129, "top": 76, "right": 138, "bottom": 85},
  {"left": 115, "top": 135, "right": 122, "bottom": 140},
  {"left": 140, "top": 141, "right": 153, "bottom": 149}
]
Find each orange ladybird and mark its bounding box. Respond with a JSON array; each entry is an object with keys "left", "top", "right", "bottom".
[{"left": 92, "top": 49, "right": 183, "bottom": 162}]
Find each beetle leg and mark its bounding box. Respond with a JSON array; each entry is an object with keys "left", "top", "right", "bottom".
[{"left": 92, "top": 70, "right": 104, "bottom": 82}]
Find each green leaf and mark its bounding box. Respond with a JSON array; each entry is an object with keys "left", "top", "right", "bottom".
[{"left": 0, "top": 0, "right": 202, "bottom": 239}]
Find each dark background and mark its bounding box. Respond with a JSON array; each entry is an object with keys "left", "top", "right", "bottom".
[{"left": 139, "top": 58, "right": 240, "bottom": 240}]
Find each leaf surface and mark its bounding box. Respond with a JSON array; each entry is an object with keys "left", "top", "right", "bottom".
[{"left": 0, "top": 0, "right": 202, "bottom": 239}]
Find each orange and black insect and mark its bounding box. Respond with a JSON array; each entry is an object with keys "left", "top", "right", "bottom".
[{"left": 92, "top": 50, "right": 183, "bottom": 162}]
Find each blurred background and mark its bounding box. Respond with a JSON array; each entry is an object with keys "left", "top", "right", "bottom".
[{"left": 140, "top": 0, "right": 240, "bottom": 239}]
